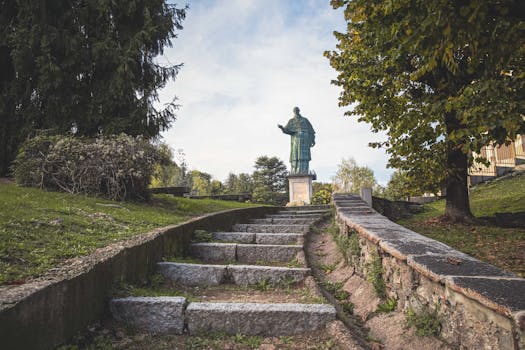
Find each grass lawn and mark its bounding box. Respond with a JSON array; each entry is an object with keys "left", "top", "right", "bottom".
[
  {"left": 398, "top": 172, "right": 525, "bottom": 277},
  {"left": 0, "top": 182, "right": 257, "bottom": 285}
]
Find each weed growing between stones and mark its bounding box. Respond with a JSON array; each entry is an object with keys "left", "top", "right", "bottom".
[
  {"left": 406, "top": 304, "right": 442, "bottom": 337},
  {"left": 376, "top": 297, "right": 397, "bottom": 313},
  {"left": 341, "top": 301, "right": 355, "bottom": 314},
  {"left": 253, "top": 277, "right": 272, "bottom": 291},
  {"left": 192, "top": 230, "right": 212, "bottom": 242},
  {"left": 317, "top": 262, "right": 336, "bottom": 274},
  {"left": 278, "top": 275, "right": 297, "bottom": 291},
  {"left": 366, "top": 250, "right": 387, "bottom": 299},
  {"left": 366, "top": 297, "right": 398, "bottom": 320}
]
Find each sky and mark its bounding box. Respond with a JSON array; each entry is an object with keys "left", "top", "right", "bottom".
[{"left": 159, "top": 0, "right": 394, "bottom": 185}]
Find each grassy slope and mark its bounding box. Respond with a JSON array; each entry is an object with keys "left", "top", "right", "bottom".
[
  {"left": 0, "top": 183, "right": 257, "bottom": 285},
  {"left": 399, "top": 172, "right": 525, "bottom": 277}
]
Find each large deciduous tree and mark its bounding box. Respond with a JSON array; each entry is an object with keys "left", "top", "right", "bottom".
[
  {"left": 332, "top": 157, "right": 376, "bottom": 194},
  {"left": 0, "top": 0, "right": 186, "bottom": 176},
  {"left": 326, "top": 0, "right": 525, "bottom": 222}
]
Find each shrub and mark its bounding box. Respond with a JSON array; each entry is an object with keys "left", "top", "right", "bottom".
[
  {"left": 406, "top": 305, "right": 442, "bottom": 337},
  {"left": 312, "top": 189, "right": 332, "bottom": 205},
  {"left": 12, "top": 133, "right": 164, "bottom": 201}
]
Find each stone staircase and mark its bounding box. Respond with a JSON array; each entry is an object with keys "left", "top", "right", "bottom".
[{"left": 109, "top": 206, "right": 336, "bottom": 336}]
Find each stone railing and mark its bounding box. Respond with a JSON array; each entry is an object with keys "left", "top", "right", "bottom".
[
  {"left": 0, "top": 206, "right": 278, "bottom": 350},
  {"left": 333, "top": 193, "right": 525, "bottom": 350}
]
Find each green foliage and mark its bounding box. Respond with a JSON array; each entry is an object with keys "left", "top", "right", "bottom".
[
  {"left": 189, "top": 170, "right": 213, "bottom": 196},
  {"left": 327, "top": 0, "right": 525, "bottom": 219},
  {"left": 383, "top": 170, "right": 425, "bottom": 201},
  {"left": 253, "top": 278, "right": 272, "bottom": 292},
  {"left": 223, "top": 172, "right": 254, "bottom": 194},
  {"left": 332, "top": 158, "right": 376, "bottom": 194},
  {"left": 251, "top": 155, "right": 288, "bottom": 205},
  {"left": 312, "top": 182, "right": 333, "bottom": 205},
  {"left": 341, "top": 301, "right": 355, "bottom": 314},
  {"left": 12, "top": 133, "right": 164, "bottom": 200},
  {"left": 407, "top": 305, "right": 442, "bottom": 337},
  {"left": 151, "top": 146, "right": 190, "bottom": 188},
  {"left": 192, "top": 230, "right": 213, "bottom": 243},
  {"left": 232, "top": 333, "right": 263, "bottom": 348},
  {"left": 366, "top": 251, "right": 386, "bottom": 299},
  {"left": 327, "top": 220, "right": 360, "bottom": 263},
  {"left": 0, "top": 182, "right": 255, "bottom": 284},
  {"left": 0, "top": 1, "right": 186, "bottom": 176},
  {"left": 376, "top": 298, "right": 397, "bottom": 313}
]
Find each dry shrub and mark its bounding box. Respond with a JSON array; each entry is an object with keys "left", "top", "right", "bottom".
[{"left": 13, "top": 133, "right": 165, "bottom": 201}]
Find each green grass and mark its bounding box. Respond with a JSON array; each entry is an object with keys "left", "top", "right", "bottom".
[
  {"left": 0, "top": 182, "right": 256, "bottom": 285},
  {"left": 398, "top": 172, "right": 525, "bottom": 277}
]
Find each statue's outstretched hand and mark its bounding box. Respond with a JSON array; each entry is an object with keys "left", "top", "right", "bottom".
[{"left": 278, "top": 124, "right": 284, "bottom": 129}]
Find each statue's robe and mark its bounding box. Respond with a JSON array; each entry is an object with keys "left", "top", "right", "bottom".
[{"left": 282, "top": 116, "right": 315, "bottom": 174}]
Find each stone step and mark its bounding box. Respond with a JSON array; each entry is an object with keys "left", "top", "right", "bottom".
[
  {"left": 277, "top": 209, "right": 329, "bottom": 215},
  {"left": 212, "top": 232, "right": 303, "bottom": 245},
  {"left": 186, "top": 302, "right": 336, "bottom": 335},
  {"left": 110, "top": 297, "right": 186, "bottom": 334},
  {"left": 188, "top": 243, "right": 303, "bottom": 263},
  {"left": 267, "top": 213, "right": 324, "bottom": 219},
  {"left": 251, "top": 218, "right": 319, "bottom": 225},
  {"left": 281, "top": 205, "right": 332, "bottom": 211},
  {"left": 110, "top": 299, "right": 335, "bottom": 336},
  {"left": 232, "top": 223, "right": 310, "bottom": 233},
  {"left": 157, "top": 262, "right": 310, "bottom": 286}
]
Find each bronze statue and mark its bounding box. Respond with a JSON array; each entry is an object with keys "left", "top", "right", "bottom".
[{"left": 278, "top": 107, "right": 315, "bottom": 175}]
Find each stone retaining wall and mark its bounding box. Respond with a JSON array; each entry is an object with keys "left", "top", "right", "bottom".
[
  {"left": 333, "top": 194, "right": 525, "bottom": 350},
  {"left": 0, "top": 206, "right": 278, "bottom": 350}
]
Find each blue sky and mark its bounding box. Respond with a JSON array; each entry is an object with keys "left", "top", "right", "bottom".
[{"left": 160, "top": 0, "right": 393, "bottom": 184}]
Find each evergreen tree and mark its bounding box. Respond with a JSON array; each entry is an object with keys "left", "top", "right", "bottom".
[
  {"left": 252, "top": 156, "right": 288, "bottom": 205},
  {"left": 0, "top": 0, "right": 186, "bottom": 176}
]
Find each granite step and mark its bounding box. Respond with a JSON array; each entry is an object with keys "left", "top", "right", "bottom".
[
  {"left": 110, "top": 298, "right": 336, "bottom": 336},
  {"left": 277, "top": 209, "right": 330, "bottom": 215},
  {"left": 251, "top": 218, "right": 319, "bottom": 225},
  {"left": 267, "top": 213, "right": 324, "bottom": 219},
  {"left": 186, "top": 302, "right": 336, "bottom": 335},
  {"left": 281, "top": 205, "right": 332, "bottom": 211},
  {"left": 188, "top": 242, "right": 303, "bottom": 263},
  {"left": 157, "top": 262, "right": 310, "bottom": 286},
  {"left": 232, "top": 223, "right": 310, "bottom": 233},
  {"left": 212, "top": 232, "right": 303, "bottom": 245}
]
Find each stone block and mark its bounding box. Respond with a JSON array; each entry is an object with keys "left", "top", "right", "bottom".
[
  {"left": 255, "top": 233, "right": 302, "bottom": 245},
  {"left": 157, "top": 262, "right": 227, "bottom": 286},
  {"left": 408, "top": 255, "right": 515, "bottom": 282},
  {"left": 447, "top": 276, "right": 525, "bottom": 316},
  {"left": 212, "top": 232, "right": 255, "bottom": 244},
  {"left": 228, "top": 265, "right": 310, "bottom": 285},
  {"left": 236, "top": 244, "right": 303, "bottom": 263},
  {"left": 251, "top": 218, "right": 318, "bottom": 225},
  {"left": 186, "top": 302, "right": 336, "bottom": 335},
  {"left": 110, "top": 297, "right": 186, "bottom": 334},
  {"left": 188, "top": 243, "right": 236, "bottom": 263},
  {"left": 232, "top": 224, "right": 309, "bottom": 233}
]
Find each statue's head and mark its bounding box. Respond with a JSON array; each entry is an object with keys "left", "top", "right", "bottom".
[{"left": 293, "top": 106, "right": 300, "bottom": 116}]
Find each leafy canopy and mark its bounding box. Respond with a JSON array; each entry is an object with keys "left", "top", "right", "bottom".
[{"left": 326, "top": 0, "right": 525, "bottom": 194}]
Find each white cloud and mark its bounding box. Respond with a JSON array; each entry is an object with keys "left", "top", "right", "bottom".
[{"left": 160, "top": 0, "right": 394, "bottom": 184}]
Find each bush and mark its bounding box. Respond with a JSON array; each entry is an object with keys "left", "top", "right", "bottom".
[
  {"left": 12, "top": 133, "right": 164, "bottom": 200},
  {"left": 312, "top": 189, "right": 332, "bottom": 205}
]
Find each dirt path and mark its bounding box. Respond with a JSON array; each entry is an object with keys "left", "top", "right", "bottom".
[{"left": 306, "top": 220, "right": 452, "bottom": 350}]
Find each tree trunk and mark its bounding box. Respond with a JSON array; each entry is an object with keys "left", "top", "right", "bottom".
[
  {"left": 444, "top": 141, "right": 474, "bottom": 223},
  {"left": 443, "top": 111, "right": 475, "bottom": 223}
]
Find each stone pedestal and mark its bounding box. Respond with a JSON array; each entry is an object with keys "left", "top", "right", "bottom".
[{"left": 287, "top": 175, "right": 315, "bottom": 206}]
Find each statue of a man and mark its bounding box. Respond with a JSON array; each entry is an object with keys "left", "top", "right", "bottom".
[{"left": 278, "top": 107, "right": 316, "bottom": 175}]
